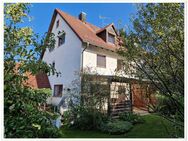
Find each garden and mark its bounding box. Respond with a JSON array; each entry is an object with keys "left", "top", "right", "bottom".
[
  {"left": 60, "top": 114, "right": 173, "bottom": 138},
  {"left": 4, "top": 3, "right": 184, "bottom": 138}
]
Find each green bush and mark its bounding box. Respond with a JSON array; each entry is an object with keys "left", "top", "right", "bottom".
[
  {"left": 154, "top": 93, "right": 184, "bottom": 137},
  {"left": 119, "top": 112, "right": 144, "bottom": 124},
  {"left": 100, "top": 120, "right": 133, "bottom": 135},
  {"left": 4, "top": 3, "right": 61, "bottom": 138},
  {"left": 36, "top": 88, "right": 52, "bottom": 97},
  {"left": 63, "top": 105, "right": 108, "bottom": 130},
  {"left": 154, "top": 93, "right": 183, "bottom": 116},
  {"left": 4, "top": 87, "right": 61, "bottom": 138}
]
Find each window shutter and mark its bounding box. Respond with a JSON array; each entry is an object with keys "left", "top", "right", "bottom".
[
  {"left": 117, "top": 60, "right": 123, "bottom": 70},
  {"left": 97, "top": 55, "right": 106, "bottom": 68}
]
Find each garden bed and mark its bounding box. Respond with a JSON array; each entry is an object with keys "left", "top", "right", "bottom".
[{"left": 60, "top": 114, "right": 173, "bottom": 138}]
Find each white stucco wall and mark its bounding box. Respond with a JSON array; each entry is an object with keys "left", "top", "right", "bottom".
[
  {"left": 82, "top": 45, "right": 136, "bottom": 78},
  {"left": 43, "top": 13, "right": 82, "bottom": 105},
  {"left": 82, "top": 46, "right": 120, "bottom": 76}
]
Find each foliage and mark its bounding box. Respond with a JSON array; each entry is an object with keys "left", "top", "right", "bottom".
[
  {"left": 154, "top": 92, "right": 175, "bottom": 115},
  {"left": 36, "top": 88, "right": 52, "bottom": 97},
  {"left": 81, "top": 68, "right": 110, "bottom": 113},
  {"left": 117, "top": 3, "right": 184, "bottom": 137},
  {"left": 60, "top": 114, "right": 173, "bottom": 138},
  {"left": 119, "top": 112, "right": 144, "bottom": 124},
  {"left": 62, "top": 69, "right": 110, "bottom": 130},
  {"left": 100, "top": 120, "right": 133, "bottom": 135},
  {"left": 63, "top": 105, "right": 108, "bottom": 130},
  {"left": 4, "top": 87, "right": 61, "bottom": 138},
  {"left": 4, "top": 4, "right": 60, "bottom": 137},
  {"left": 153, "top": 92, "right": 184, "bottom": 137}
]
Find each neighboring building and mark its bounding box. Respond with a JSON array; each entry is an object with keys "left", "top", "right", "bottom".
[
  {"left": 41, "top": 9, "right": 155, "bottom": 115},
  {"left": 26, "top": 72, "right": 51, "bottom": 89},
  {"left": 15, "top": 63, "right": 51, "bottom": 89}
]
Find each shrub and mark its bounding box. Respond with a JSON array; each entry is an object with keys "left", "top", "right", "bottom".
[
  {"left": 36, "top": 88, "right": 52, "bottom": 97},
  {"left": 63, "top": 105, "right": 108, "bottom": 130},
  {"left": 62, "top": 71, "right": 110, "bottom": 131},
  {"left": 154, "top": 93, "right": 183, "bottom": 116},
  {"left": 119, "top": 112, "right": 144, "bottom": 124},
  {"left": 154, "top": 93, "right": 184, "bottom": 137},
  {"left": 100, "top": 120, "right": 133, "bottom": 135},
  {"left": 4, "top": 3, "right": 61, "bottom": 138},
  {"left": 4, "top": 87, "right": 61, "bottom": 138}
]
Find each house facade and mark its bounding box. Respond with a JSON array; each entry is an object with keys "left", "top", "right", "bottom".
[{"left": 42, "top": 9, "right": 155, "bottom": 114}]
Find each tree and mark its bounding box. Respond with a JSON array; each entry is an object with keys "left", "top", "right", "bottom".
[
  {"left": 4, "top": 4, "right": 60, "bottom": 137},
  {"left": 118, "top": 3, "right": 184, "bottom": 137}
]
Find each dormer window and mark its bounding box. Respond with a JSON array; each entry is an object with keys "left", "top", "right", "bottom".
[
  {"left": 56, "top": 20, "right": 59, "bottom": 28},
  {"left": 108, "top": 33, "right": 115, "bottom": 44}
]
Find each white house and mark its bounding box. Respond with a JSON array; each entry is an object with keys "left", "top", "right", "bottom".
[{"left": 41, "top": 9, "right": 154, "bottom": 114}]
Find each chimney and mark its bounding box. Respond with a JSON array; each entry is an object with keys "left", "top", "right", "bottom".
[{"left": 79, "top": 12, "right": 86, "bottom": 22}]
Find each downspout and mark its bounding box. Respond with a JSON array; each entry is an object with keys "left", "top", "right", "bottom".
[
  {"left": 80, "top": 42, "right": 89, "bottom": 104},
  {"left": 81, "top": 41, "right": 89, "bottom": 72}
]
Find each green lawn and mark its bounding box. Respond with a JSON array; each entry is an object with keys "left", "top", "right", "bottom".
[{"left": 60, "top": 114, "right": 173, "bottom": 138}]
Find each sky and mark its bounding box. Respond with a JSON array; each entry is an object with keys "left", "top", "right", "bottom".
[{"left": 25, "top": 3, "right": 137, "bottom": 36}]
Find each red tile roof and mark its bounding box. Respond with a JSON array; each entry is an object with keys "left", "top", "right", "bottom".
[
  {"left": 85, "top": 21, "right": 101, "bottom": 32},
  {"left": 15, "top": 63, "right": 51, "bottom": 89},
  {"left": 26, "top": 72, "right": 51, "bottom": 89},
  {"left": 50, "top": 9, "right": 120, "bottom": 51}
]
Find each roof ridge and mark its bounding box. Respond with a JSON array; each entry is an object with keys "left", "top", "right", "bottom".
[
  {"left": 96, "top": 23, "right": 114, "bottom": 34},
  {"left": 55, "top": 9, "right": 119, "bottom": 51}
]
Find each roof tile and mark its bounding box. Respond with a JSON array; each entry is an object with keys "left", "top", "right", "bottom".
[{"left": 55, "top": 9, "right": 119, "bottom": 51}]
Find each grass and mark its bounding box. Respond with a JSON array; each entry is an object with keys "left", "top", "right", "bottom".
[{"left": 60, "top": 114, "right": 173, "bottom": 138}]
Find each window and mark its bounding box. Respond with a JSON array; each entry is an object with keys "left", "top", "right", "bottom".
[
  {"left": 97, "top": 54, "right": 106, "bottom": 68},
  {"left": 50, "top": 61, "right": 55, "bottom": 75},
  {"left": 51, "top": 61, "right": 55, "bottom": 75},
  {"left": 117, "top": 60, "right": 124, "bottom": 71},
  {"left": 58, "top": 36, "right": 65, "bottom": 46},
  {"left": 49, "top": 47, "right": 54, "bottom": 52},
  {"left": 108, "top": 33, "right": 115, "bottom": 44},
  {"left": 53, "top": 85, "right": 63, "bottom": 97},
  {"left": 56, "top": 20, "right": 59, "bottom": 28},
  {"left": 58, "top": 37, "right": 63, "bottom": 46},
  {"left": 52, "top": 61, "right": 55, "bottom": 69}
]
